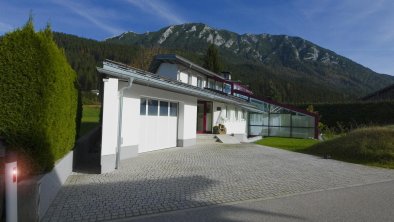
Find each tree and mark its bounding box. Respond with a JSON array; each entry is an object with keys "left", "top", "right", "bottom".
[
  {"left": 203, "top": 44, "right": 222, "bottom": 73},
  {"left": 0, "top": 19, "right": 80, "bottom": 176}
]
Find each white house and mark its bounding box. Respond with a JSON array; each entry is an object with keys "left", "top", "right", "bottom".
[{"left": 97, "top": 54, "right": 318, "bottom": 173}]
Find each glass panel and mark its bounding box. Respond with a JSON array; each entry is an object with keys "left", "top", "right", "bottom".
[
  {"left": 197, "top": 77, "right": 202, "bottom": 88},
  {"left": 269, "top": 127, "right": 291, "bottom": 137},
  {"left": 197, "top": 103, "right": 204, "bottom": 131},
  {"left": 148, "top": 99, "right": 158, "bottom": 116},
  {"left": 269, "top": 114, "right": 291, "bottom": 127},
  {"left": 170, "top": 102, "right": 178, "bottom": 116},
  {"left": 249, "top": 126, "right": 269, "bottom": 136},
  {"left": 292, "top": 115, "right": 315, "bottom": 127},
  {"left": 205, "top": 102, "right": 212, "bottom": 131},
  {"left": 292, "top": 128, "right": 314, "bottom": 138},
  {"left": 208, "top": 79, "right": 215, "bottom": 89},
  {"left": 249, "top": 113, "right": 263, "bottom": 125},
  {"left": 140, "top": 98, "right": 147, "bottom": 115},
  {"left": 223, "top": 83, "right": 232, "bottom": 94},
  {"left": 159, "top": 101, "right": 169, "bottom": 116},
  {"left": 215, "top": 81, "right": 223, "bottom": 91}
]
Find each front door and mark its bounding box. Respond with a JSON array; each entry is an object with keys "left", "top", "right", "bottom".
[{"left": 197, "top": 101, "right": 212, "bottom": 133}]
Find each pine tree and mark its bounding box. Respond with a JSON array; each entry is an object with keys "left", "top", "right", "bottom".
[{"left": 203, "top": 44, "right": 221, "bottom": 73}]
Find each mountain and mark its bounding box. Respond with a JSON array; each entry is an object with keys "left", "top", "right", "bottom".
[{"left": 106, "top": 23, "right": 394, "bottom": 103}]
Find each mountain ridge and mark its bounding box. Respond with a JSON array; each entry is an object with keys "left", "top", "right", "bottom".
[{"left": 105, "top": 23, "right": 394, "bottom": 102}]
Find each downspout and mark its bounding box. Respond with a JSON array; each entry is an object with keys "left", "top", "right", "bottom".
[{"left": 116, "top": 77, "right": 134, "bottom": 169}]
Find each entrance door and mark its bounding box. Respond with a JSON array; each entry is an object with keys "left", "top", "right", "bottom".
[{"left": 196, "top": 101, "right": 212, "bottom": 133}]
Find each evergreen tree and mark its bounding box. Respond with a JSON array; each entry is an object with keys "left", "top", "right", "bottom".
[
  {"left": 203, "top": 44, "right": 221, "bottom": 73},
  {"left": 0, "top": 19, "right": 80, "bottom": 176}
]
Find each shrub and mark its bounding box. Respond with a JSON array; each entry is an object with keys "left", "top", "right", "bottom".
[
  {"left": 307, "top": 127, "right": 394, "bottom": 168},
  {"left": 0, "top": 20, "right": 80, "bottom": 176},
  {"left": 299, "top": 101, "right": 394, "bottom": 131}
]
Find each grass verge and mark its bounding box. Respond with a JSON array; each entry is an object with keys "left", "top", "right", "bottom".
[
  {"left": 256, "top": 137, "right": 319, "bottom": 152},
  {"left": 256, "top": 126, "right": 394, "bottom": 169},
  {"left": 80, "top": 105, "right": 100, "bottom": 137}
]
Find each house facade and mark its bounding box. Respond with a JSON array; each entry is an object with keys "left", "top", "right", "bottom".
[{"left": 97, "top": 54, "right": 318, "bottom": 173}]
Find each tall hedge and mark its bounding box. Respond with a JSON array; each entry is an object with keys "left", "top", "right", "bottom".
[
  {"left": 299, "top": 101, "right": 394, "bottom": 130},
  {"left": 0, "top": 21, "right": 79, "bottom": 175}
]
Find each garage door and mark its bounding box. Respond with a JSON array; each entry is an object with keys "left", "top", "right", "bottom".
[{"left": 139, "top": 98, "right": 178, "bottom": 153}]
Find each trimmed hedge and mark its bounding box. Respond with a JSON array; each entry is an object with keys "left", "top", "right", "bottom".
[
  {"left": 0, "top": 21, "right": 79, "bottom": 175},
  {"left": 299, "top": 101, "right": 394, "bottom": 130}
]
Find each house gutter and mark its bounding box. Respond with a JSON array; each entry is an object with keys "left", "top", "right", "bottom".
[{"left": 115, "top": 77, "right": 134, "bottom": 169}]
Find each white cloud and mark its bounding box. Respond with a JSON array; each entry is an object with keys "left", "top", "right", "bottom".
[
  {"left": 125, "top": 0, "right": 185, "bottom": 24},
  {"left": 53, "top": 0, "right": 124, "bottom": 35}
]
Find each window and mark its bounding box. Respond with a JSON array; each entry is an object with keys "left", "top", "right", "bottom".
[
  {"left": 223, "top": 83, "right": 232, "bottom": 94},
  {"left": 170, "top": 102, "right": 178, "bottom": 116},
  {"left": 208, "top": 79, "right": 215, "bottom": 89},
  {"left": 215, "top": 81, "right": 223, "bottom": 91},
  {"left": 197, "top": 77, "right": 202, "bottom": 88},
  {"left": 160, "top": 101, "right": 169, "bottom": 116},
  {"left": 148, "top": 99, "right": 158, "bottom": 116},
  {"left": 140, "top": 98, "right": 147, "bottom": 115}
]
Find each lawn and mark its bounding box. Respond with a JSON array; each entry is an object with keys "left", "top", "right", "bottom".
[
  {"left": 79, "top": 105, "right": 101, "bottom": 137},
  {"left": 256, "top": 137, "right": 319, "bottom": 152},
  {"left": 256, "top": 126, "right": 394, "bottom": 169}
]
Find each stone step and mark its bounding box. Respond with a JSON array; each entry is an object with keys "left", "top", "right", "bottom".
[
  {"left": 196, "top": 134, "right": 219, "bottom": 144},
  {"left": 216, "top": 134, "right": 241, "bottom": 144}
]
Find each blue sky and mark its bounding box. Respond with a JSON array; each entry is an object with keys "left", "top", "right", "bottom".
[{"left": 1, "top": 0, "right": 394, "bottom": 76}]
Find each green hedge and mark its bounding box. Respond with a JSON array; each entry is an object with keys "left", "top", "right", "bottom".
[
  {"left": 299, "top": 101, "right": 394, "bottom": 130},
  {"left": 0, "top": 21, "right": 79, "bottom": 175}
]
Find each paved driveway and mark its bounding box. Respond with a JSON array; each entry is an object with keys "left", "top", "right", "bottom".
[{"left": 43, "top": 143, "right": 394, "bottom": 222}]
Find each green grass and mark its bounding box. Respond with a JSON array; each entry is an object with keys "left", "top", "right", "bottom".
[
  {"left": 256, "top": 137, "right": 319, "bottom": 152},
  {"left": 79, "top": 105, "right": 100, "bottom": 137},
  {"left": 256, "top": 126, "right": 394, "bottom": 169}
]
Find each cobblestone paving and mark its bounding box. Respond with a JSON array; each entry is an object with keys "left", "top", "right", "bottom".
[{"left": 43, "top": 144, "right": 394, "bottom": 221}]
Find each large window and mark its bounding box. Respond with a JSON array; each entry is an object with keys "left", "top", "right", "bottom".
[
  {"left": 208, "top": 79, "right": 215, "bottom": 89},
  {"left": 148, "top": 99, "right": 158, "bottom": 116},
  {"left": 140, "top": 98, "right": 147, "bottom": 115},
  {"left": 170, "top": 102, "right": 178, "bottom": 116},
  {"left": 141, "top": 98, "right": 178, "bottom": 117},
  {"left": 197, "top": 77, "right": 203, "bottom": 88},
  {"left": 159, "top": 101, "right": 169, "bottom": 116}
]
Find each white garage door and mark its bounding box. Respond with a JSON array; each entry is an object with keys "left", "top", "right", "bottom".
[{"left": 139, "top": 98, "right": 178, "bottom": 153}]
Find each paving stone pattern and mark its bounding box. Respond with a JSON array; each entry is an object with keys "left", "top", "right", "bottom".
[{"left": 43, "top": 144, "right": 394, "bottom": 221}]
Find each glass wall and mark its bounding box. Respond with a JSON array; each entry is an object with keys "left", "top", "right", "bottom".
[{"left": 249, "top": 99, "right": 316, "bottom": 138}]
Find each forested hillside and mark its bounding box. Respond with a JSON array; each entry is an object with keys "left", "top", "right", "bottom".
[{"left": 48, "top": 23, "right": 394, "bottom": 103}]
